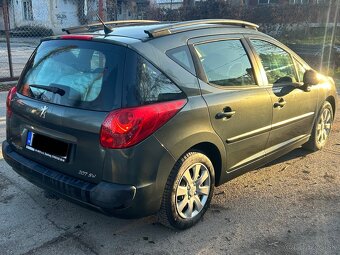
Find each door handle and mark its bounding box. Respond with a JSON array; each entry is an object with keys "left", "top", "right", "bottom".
[
  {"left": 274, "top": 98, "right": 286, "bottom": 108},
  {"left": 216, "top": 108, "right": 236, "bottom": 119}
]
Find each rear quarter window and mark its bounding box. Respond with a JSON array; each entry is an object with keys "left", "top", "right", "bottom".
[
  {"left": 166, "top": 46, "right": 196, "bottom": 75},
  {"left": 123, "top": 51, "right": 186, "bottom": 107}
]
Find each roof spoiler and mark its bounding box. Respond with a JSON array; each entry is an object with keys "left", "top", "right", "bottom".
[{"left": 62, "top": 20, "right": 160, "bottom": 34}]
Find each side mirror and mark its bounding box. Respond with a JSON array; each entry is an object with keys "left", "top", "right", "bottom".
[{"left": 303, "top": 69, "right": 320, "bottom": 86}]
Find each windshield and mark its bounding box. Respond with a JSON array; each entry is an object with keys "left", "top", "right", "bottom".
[{"left": 18, "top": 40, "right": 126, "bottom": 111}]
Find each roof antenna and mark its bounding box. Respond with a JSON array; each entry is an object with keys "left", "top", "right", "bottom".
[{"left": 96, "top": 14, "right": 113, "bottom": 35}]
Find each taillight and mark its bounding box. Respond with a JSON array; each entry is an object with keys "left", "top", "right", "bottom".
[
  {"left": 100, "top": 99, "right": 187, "bottom": 149},
  {"left": 6, "top": 86, "right": 17, "bottom": 117}
]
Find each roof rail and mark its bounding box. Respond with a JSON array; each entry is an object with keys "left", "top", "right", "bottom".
[
  {"left": 144, "top": 19, "right": 259, "bottom": 38},
  {"left": 62, "top": 20, "right": 160, "bottom": 34}
]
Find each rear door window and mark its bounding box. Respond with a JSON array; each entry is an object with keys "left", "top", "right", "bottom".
[
  {"left": 18, "top": 40, "right": 126, "bottom": 111},
  {"left": 194, "top": 40, "right": 256, "bottom": 87}
]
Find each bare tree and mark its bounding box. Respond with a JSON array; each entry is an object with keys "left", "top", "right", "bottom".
[{"left": 183, "top": 0, "right": 195, "bottom": 7}]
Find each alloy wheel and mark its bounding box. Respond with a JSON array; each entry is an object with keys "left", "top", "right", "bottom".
[
  {"left": 316, "top": 108, "right": 332, "bottom": 145},
  {"left": 175, "top": 163, "right": 211, "bottom": 219}
]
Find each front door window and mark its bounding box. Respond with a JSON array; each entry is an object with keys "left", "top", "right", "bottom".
[{"left": 251, "top": 40, "right": 297, "bottom": 84}]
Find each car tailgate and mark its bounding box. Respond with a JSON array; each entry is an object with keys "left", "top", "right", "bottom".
[{"left": 7, "top": 94, "right": 108, "bottom": 183}]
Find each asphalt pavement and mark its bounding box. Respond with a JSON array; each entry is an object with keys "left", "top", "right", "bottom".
[{"left": 0, "top": 92, "right": 339, "bottom": 255}]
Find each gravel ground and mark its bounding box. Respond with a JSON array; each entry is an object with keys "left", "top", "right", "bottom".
[{"left": 0, "top": 91, "right": 339, "bottom": 255}]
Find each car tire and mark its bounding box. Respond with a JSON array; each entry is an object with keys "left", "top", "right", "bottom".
[
  {"left": 158, "top": 151, "right": 215, "bottom": 229},
  {"left": 303, "top": 101, "right": 333, "bottom": 151}
]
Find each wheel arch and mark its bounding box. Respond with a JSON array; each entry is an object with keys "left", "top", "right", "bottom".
[
  {"left": 162, "top": 131, "right": 227, "bottom": 186},
  {"left": 158, "top": 131, "right": 227, "bottom": 190},
  {"left": 325, "top": 95, "right": 336, "bottom": 117},
  {"left": 188, "top": 142, "right": 223, "bottom": 186}
]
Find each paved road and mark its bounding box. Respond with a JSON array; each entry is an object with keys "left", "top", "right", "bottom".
[{"left": 0, "top": 92, "right": 339, "bottom": 255}]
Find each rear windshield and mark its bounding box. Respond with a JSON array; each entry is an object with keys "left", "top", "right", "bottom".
[{"left": 18, "top": 40, "right": 126, "bottom": 111}]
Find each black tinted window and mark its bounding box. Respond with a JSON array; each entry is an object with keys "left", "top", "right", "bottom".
[
  {"left": 251, "top": 40, "right": 297, "bottom": 84},
  {"left": 137, "top": 57, "right": 184, "bottom": 104},
  {"left": 124, "top": 52, "right": 185, "bottom": 107},
  {"left": 194, "top": 40, "right": 256, "bottom": 86},
  {"left": 18, "top": 40, "right": 126, "bottom": 111}
]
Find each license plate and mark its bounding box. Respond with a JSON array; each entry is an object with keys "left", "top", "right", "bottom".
[{"left": 26, "top": 131, "right": 69, "bottom": 162}]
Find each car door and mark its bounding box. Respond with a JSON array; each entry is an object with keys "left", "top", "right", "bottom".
[
  {"left": 248, "top": 38, "right": 318, "bottom": 155},
  {"left": 189, "top": 35, "right": 273, "bottom": 174}
]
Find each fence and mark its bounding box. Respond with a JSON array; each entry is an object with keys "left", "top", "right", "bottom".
[
  {"left": 0, "top": 0, "right": 339, "bottom": 82},
  {"left": 0, "top": 0, "right": 102, "bottom": 82}
]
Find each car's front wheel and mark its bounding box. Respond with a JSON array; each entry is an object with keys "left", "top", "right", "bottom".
[
  {"left": 158, "top": 151, "right": 215, "bottom": 229},
  {"left": 303, "top": 101, "right": 333, "bottom": 151}
]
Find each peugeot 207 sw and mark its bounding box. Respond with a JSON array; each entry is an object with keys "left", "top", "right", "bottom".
[{"left": 3, "top": 19, "right": 337, "bottom": 229}]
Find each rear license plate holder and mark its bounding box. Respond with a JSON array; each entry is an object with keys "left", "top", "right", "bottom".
[{"left": 26, "top": 131, "right": 69, "bottom": 162}]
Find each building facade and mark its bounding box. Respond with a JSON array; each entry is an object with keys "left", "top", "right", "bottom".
[
  {"left": 0, "top": 0, "right": 334, "bottom": 33},
  {"left": 5, "top": 0, "right": 81, "bottom": 33}
]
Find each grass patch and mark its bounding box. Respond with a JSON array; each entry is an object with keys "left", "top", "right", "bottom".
[
  {"left": 333, "top": 67, "right": 340, "bottom": 91},
  {"left": 288, "top": 37, "right": 339, "bottom": 45},
  {"left": 334, "top": 67, "right": 340, "bottom": 79},
  {"left": 279, "top": 36, "right": 340, "bottom": 45},
  {"left": 277, "top": 26, "right": 340, "bottom": 45}
]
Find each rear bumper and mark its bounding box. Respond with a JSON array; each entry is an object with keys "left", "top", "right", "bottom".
[{"left": 2, "top": 141, "right": 136, "bottom": 214}]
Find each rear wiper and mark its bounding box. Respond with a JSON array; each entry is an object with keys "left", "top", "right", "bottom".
[{"left": 29, "top": 84, "right": 66, "bottom": 96}]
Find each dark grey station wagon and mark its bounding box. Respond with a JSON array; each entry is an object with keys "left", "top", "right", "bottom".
[{"left": 3, "top": 19, "right": 337, "bottom": 229}]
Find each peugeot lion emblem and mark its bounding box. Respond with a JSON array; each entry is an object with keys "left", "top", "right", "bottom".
[{"left": 39, "top": 106, "right": 48, "bottom": 118}]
